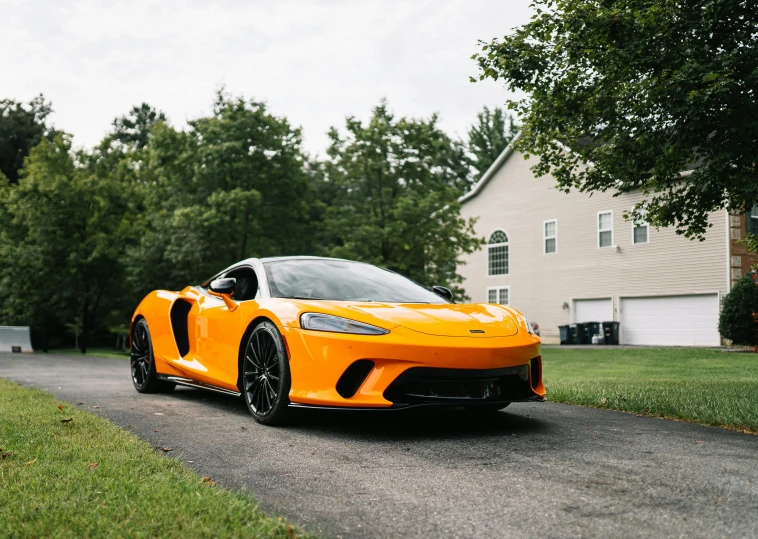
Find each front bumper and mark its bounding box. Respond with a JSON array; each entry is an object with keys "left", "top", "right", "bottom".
[{"left": 281, "top": 324, "right": 544, "bottom": 408}]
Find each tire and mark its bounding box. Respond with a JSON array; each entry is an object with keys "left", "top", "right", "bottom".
[
  {"left": 131, "top": 318, "right": 174, "bottom": 393},
  {"left": 241, "top": 321, "right": 293, "bottom": 426},
  {"left": 465, "top": 402, "right": 511, "bottom": 413}
]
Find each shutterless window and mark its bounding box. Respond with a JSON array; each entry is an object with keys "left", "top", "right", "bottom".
[
  {"left": 488, "top": 230, "right": 509, "bottom": 275},
  {"left": 487, "top": 287, "right": 509, "bottom": 305},
  {"left": 748, "top": 205, "right": 758, "bottom": 235},
  {"left": 632, "top": 209, "right": 649, "bottom": 244},
  {"left": 544, "top": 219, "right": 557, "bottom": 253},
  {"left": 598, "top": 211, "right": 613, "bottom": 247}
]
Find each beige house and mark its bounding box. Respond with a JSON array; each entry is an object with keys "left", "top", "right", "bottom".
[{"left": 458, "top": 142, "right": 754, "bottom": 346}]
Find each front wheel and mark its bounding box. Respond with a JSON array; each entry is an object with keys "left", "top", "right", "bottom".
[
  {"left": 131, "top": 319, "right": 174, "bottom": 393},
  {"left": 241, "top": 321, "right": 293, "bottom": 426}
]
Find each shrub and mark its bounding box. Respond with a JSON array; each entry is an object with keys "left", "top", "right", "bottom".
[{"left": 719, "top": 275, "right": 758, "bottom": 346}]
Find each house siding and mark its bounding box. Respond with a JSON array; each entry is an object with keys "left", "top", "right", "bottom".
[{"left": 459, "top": 151, "right": 729, "bottom": 342}]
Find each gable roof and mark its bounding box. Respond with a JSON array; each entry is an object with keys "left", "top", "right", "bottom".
[
  {"left": 459, "top": 131, "right": 521, "bottom": 204},
  {"left": 459, "top": 131, "right": 700, "bottom": 205}
]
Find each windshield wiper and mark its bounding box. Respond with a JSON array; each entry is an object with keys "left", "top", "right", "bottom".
[{"left": 277, "top": 295, "right": 326, "bottom": 300}]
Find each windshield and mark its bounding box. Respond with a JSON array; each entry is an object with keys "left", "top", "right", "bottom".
[{"left": 264, "top": 259, "right": 447, "bottom": 303}]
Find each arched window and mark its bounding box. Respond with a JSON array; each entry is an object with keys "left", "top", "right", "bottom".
[{"left": 488, "top": 230, "right": 509, "bottom": 275}]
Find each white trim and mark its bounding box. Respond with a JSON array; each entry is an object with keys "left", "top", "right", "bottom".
[
  {"left": 543, "top": 218, "right": 557, "bottom": 254},
  {"left": 487, "top": 228, "right": 510, "bottom": 276},
  {"left": 597, "top": 210, "right": 614, "bottom": 248},
  {"left": 459, "top": 132, "right": 522, "bottom": 203},
  {"left": 486, "top": 286, "right": 511, "bottom": 306}
]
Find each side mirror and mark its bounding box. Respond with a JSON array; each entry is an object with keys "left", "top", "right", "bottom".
[
  {"left": 208, "top": 278, "right": 238, "bottom": 311},
  {"left": 432, "top": 285, "right": 454, "bottom": 302},
  {"left": 210, "top": 278, "right": 235, "bottom": 295}
]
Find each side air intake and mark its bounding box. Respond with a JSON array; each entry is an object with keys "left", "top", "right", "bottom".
[
  {"left": 336, "top": 360, "right": 375, "bottom": 399},
  {"left": 170, "top": 299, "right": 192, "bottom": 357}
]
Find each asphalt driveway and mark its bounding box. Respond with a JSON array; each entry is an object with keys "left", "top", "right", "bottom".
[{"left": 2, "top": 353, "right": 757, "bottom": 538}]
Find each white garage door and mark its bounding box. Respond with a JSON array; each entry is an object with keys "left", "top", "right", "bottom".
[
  {"left": 620, "top": 294, "right": 720, "bottom": 346},
  {"left": 574, "top": 298, "right": 613, "bottom": 323}
]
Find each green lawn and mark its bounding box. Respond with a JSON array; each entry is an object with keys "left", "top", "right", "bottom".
[
  {"left": 542, "top": 347, "right": 758, "bottom": 433},
  {"left": 0, "top": 379, "right": 306, "bottom": 538}
]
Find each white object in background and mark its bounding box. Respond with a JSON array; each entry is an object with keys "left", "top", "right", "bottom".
[
  {"left": 591, "top": 333, "right": 605, "bottom": 345},
  {"left": 574, "top": 298, "right": 613, "bottom": 323},
  {"left": 620, "top": 294, "right": 719, "bottom": 346},
  {"left": 0, "top": 326, "right": 34, "bottom": 352}
]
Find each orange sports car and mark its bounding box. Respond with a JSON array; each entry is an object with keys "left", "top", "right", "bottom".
[{"left": 130, "top": 256, "right": 544, "bottom": 425}]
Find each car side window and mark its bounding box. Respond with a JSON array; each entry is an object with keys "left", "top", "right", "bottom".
[{"left": 224, "top": 267, "right": 259, "bottom": 301}]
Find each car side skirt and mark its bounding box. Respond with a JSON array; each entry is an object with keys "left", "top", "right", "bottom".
[{"left": 157, "top": 375, "right": 241, "bottom": 397}]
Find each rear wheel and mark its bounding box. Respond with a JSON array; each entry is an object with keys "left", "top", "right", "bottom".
[
  {"left": 242, "top": 321, "right": 293, "bottom": 426},
  {"left": 131, "top": 319, "right": 174, "bottom": 393}
]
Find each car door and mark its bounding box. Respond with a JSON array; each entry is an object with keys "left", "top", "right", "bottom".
[{"left": 193, "top": 265, "right": 260, "bottom": 390}]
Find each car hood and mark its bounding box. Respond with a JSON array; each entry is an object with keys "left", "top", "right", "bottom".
[{"left": 345, "top": 303, "right": 520, "bottom": 337}]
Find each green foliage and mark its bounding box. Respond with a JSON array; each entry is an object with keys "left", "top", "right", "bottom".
[
  {"left": 0, "top": 92, "right": 487, "bottom": 347},
  {"left": 128, "top": 91, "right": 314, "bottom": 294},
  {"left": 473, "top": 0, "right": 758, "bottom": 239},
  {"left": 319, "top": 101, "right": 483, "bottom": 300},
  {"left": 0, "top": 95, "right": 57, "bottom": 184},
  {"left": 0, "top": 378, "right": 306, "bottom": 538},
  {"left": 719, "top": 275, "right": 758, "bottom": 346},
  {"left": 468, "top": 106, "right": 517, "bottom": 179},
  {"left": 0, "top": 135, "right": 138, "bottom": 352}
]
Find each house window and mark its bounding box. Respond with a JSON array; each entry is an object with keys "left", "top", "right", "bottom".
[
  {"left": 632, "top": 209, "right": 649, "bottom": 244},
  {"left": 598, "top": 211, "right": 613, "bottom": 248},
  {"left": 487, "top": 286, "right": 510, "bottom": 305},
  {"left": 488, "top": 230, "right": 509, "bottom": 275},
  {"left": 544, "top": 219, "right": 557, "bottom": 254},
  {"left": 748, "top": 205, "right": 758, "bottom": 235}
]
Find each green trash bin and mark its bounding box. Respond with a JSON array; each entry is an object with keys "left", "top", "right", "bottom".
[
  {"left": 569, "top": 323, "right": 587, "bottom": 344},
  {"left": 602, "top": 321, "right": 620, "bottom": 345}
]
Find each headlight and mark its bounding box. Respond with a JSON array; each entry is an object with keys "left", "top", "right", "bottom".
[{"left": 300, "top": 313, "right": 390, "bottom": 335}]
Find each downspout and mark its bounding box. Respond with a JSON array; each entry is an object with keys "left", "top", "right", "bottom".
[
  {"left": 723, "top": 210, "right": 731, "bottom": 346},
  {"left": 725, "top": 210, "right": 732, "bottom": 294}
]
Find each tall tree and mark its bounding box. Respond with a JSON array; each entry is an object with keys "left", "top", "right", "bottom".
[
  {"left": 320, "top": 101, "right": 483, "bottom": 299},
  {"left": 0, "top": 135, "right": 135, "bottom": 352},
  {"left": 473, "top": 0, "right": 758, "bottom": 238},
  {"left": 111, "top": 103, "right": 167, "bottom": 150},
  {"left": 0, "top": 95, "right": 57, "bottom": 184},
  {"left": 128, "top": 91, "right": 315, "bottom": 293},
  {"left": 468, "top": 106, "right": 517, "bottom": 179}
]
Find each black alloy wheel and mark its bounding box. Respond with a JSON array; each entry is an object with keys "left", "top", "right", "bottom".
[
  {"left": 131, "top": 318, "right": 173, "bottom": 393},
  {"left": 242, "top": 321, "right": 293, "bottom": 425}
]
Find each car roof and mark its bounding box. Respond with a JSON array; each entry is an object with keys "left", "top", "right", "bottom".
[{"left": 251, "top": 255, "right": 356, "bottom": 264}]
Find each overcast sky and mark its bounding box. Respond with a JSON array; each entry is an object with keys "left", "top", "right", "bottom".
[{"left": 1, "top": 0, "right": 532, "bottom": 156}]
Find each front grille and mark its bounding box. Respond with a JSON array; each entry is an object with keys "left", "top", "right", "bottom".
[{"left": 383, "top": 364, "right": 538, "bottom": 406}]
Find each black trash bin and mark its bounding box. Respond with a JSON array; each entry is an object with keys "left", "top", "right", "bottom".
[
  {"left": 558, "top": 325, "right": 570, "bottom": 345},
  {"left": 584, "top": 322, "right": 603, "bottom": 344},
  {"left": 602, "top": 321, "right": 620, "bottom": 345},
  {"left": 569, "top": 323, "right": 587, "bottom": 344}
]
